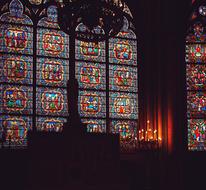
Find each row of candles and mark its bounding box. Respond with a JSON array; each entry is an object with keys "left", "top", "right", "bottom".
[{"left": 138, "top": 120, "right": 162, "bottom": 142}]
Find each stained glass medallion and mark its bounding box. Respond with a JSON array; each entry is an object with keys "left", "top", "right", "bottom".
[
  {"left": 109, "top": 65, "right": 137, "bottom": 92},
  {"left": 82, "top": 119, "right": 106, "bottom": 133},
  {"left": 186, "top": 44, "right": 206, "bottom": 63},
  {"left": 188, "top": 119, "right": 206, "bottom": 151},
  {"left": 79, "top": 91, "right": 106, "bottom": 118},
  {"left": 36, "top": 87, "right": 67, "bottom": 116},
  {"left": 1, "top": 55, "right": 33, "bottom": 84},
  {"left": 109, "top": 38, "right": 137, "bottom": 65},
  {"left": 186, "top": 23, "right": 206, "bottom": 43},
  {"left": 75, "top": 40, "right": 105, "bottom": 62},
  {"left": 0, "top": 116, "right": 32, "bottom": 147},
  {"left": 76, "top": 62, "right": 106, "bottom": 90},
  {"left": 36, "top": 117, "right": 66, "bottom": 132},
  {"left": 37, "top": 28, "right": 69, "bottom": 58},
  {"left": 186, "top": 64, "right": 206, "bottom": 90},
  {"left": 0, "top": 85, "right": 33, "bottom": 114},
  {"left": 0, "top": 25, "right": 33, "bottom": 54},
  {"left": 109, "top": 92, "right": 138, "bottom": 119},
  {"left": 187, "top": 91, "right": 206, "bottom": 118},
  {"left": 110, "top": 120, "right": 137, "bottom": 150},
  {"left": 37, "top": 58, "right": 69, "bottom": 87}
]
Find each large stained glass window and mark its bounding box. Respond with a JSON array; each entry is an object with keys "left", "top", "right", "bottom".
[
  {"left": 0, "top": 0, "right": 138, "bottom": 151},
  {"left": 186, "top": 3, "right": 206, "bottom": 151}
]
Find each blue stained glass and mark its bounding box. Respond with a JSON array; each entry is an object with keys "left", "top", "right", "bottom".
[
  {"left": 0, "top": 85, "right": 33, "bottom": 114},
  {"left": 0, "top": 24, "right": 33, "bottom": 55},
  {"left": 76, "top": 62, "right": 106, "bottom": 90},
  {"left": 79, "top": 90, "right": 106, "bottom": 118},
  {"left": 36, "top": 87, "right": 68, "bottom": 116},
  {"left": 75, "top": 40, "right": 106, "bottom": 62},
  {"left": 82, "top": 119, "right": 106, "bottom": 133},
  {"left": 109, "top": 92, "right": 138, "bottom": 119},
  {"left": 109, "top": 65, "right": 137, "bottom": 92},
  {"left": 0, "top": 115, "right": 32, "bottom": 148},
  {"left": 109, "top": 38, "right": 137, "bottom": 65},
  {"left": 0, "top": 54, "right": 33, "bottom": 84},
  {"left": 0, "top": 0, "right": 33, "bottom": 25},
  {"left": 37, "top": 28, "right": 69, "bottom": 58},
  {"left": 38, "top": 6, "right": 60, "bottom": 29},
  {"left": 37, "top": 58, "right": 69, "bottom": 87},
  {"left": 36, "top": 117, "right": 67, "bottom": 132}
]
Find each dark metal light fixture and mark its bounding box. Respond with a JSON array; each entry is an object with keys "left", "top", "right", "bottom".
[{"left": 58, "top": 0, "right": 126, "bottom": 41}]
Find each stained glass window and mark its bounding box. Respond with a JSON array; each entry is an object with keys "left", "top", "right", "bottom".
[
  {"left": 0, "top": 0, "right": 33, "bottom": 148},
  {"left": 186, "top": 3, "right": 206, "bottom": 151},
  {"left": 0, "top": 0, "right": 138, "bottom": 151}
]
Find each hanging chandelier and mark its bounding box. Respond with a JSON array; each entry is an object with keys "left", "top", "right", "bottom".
[{"left": 58, "top": 0, "right": 127, "bottom": 41}]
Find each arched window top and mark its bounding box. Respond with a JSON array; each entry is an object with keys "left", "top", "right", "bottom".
[
  {"left": 116, "top": 17, "right": 136, "bottom": 39},
  {"left": 0, "top": 0, "right": 33, "bottom": 25},
  {"left": 75, "top": 23, "right": 105, "bottom": 35},
  {"left": 38, "top": 5, "right": 59, "bottom": 29}
]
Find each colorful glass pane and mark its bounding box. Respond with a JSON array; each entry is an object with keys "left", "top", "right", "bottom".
[
  {"left": 76, "top": 62, "right": 106, "bottom": 90},
  {"left": 109, "top": 38, "right": 137, "bottom": 65},
  {"left": 109, "top": 65, "right": 137, "bottom": 92},
  {"left": 82, "top": 119, "right": 106, "bottom": 133},
  {"left": 37, "top": 28, "right": 69, "bottom": 58},
  {"left": 186, "top": 44, "right": 206, "bottom": 63},
  {"left": 0, "top": 116, "right": 32, "bottom": 147},
  {"left": 29, "top": 0, "right": 42, "bottom": 5},
  {"left": 37, "top": 58, "right": 69, "bottom": 87},
  {"left": 186, "top": 64, "right": 206, "bottom": 90},
  {"left": 110, "top": 120, "right": 137, "bottom": 150},
  {"left": 0, "top": 24, "right": 33, "bottom": 54},
  {"left": 0, "top": 0, "right": 33, "bottom": 25},
  {"left": 36, "top": 117, "right": 66, "bottom": 132},
  {"left": 75, "top": 40, "right": 105, "bottom": 62},
  {"left": 186, "top": 23, "right": 206, "bottom": 43},
  {"left": 0, "top": 85, "right": 33, "bottom": 114},
  {"left": 187, "top": 91, "right": 206, "bottom": 118},
  {"left": 36, "top": 87, "right": 68, "bottom": 116},
  {"left": 117, "top": 31, "right": 136, "bottom": 39},
  {"left": 109, "top": 92, "right": 138, "bottom": 119},
  {"left": 38, "top": 6, "right": 59, "bottom": 29},
  {"left": 1, "top": 54, "right": 33, "bottom": 84},
  {"left": 188, "top": 119, "right": 206, "bottom": 151},
  {"left": 79, "top": 91, "right": 106, "bottom": 118}
]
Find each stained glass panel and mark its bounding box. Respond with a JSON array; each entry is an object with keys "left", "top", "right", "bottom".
[
  {"left": 36, "top": 87, "right": 68, "bottom": 116},
  {"left": 186, "top": 44, "right": 206, "bottom": 63},
  {"left": 187, "top": 91, "right": 206, "bottom": 118},
  {"left": 186, "top": 64, "right": 206, "bottom": 90},
  {"left": 109, "top": 65, "right": 137, "bottom": 92},
  {"left": 0, "top": 0, "right": 33, "bottom": 25},
  {"left": 37, "top": 58, "right": 69, "bottom": 87},
  {"left": 0, "top": 54, "right": 33, "bottom": 84},
  {"left": 76, "top": 62, "right": 106, "bottom": 90},
  {"left": 0, "top": 85, "right": 33, "bottom": 114},
  {"left": 38, "top": 6, "right": 60, "bottom": 29},
  {"left": 36, "top": 117, "right": 67, "bottom": 132},
  {"left": 109, "top": 38, "right": 137, "bottom": 65},
  {"left": 75, "top": 40, "right": 105, "bottom": 62},
  {"left": 109, "top": 92, "right": 138, "bottom": 119},
  {"left": 79, "top": 90, "right": 106, "bottom": 118},
  {"left": 186, "top": 23, "right": 206, "bottom": 43},
  {"left": 82, "top": 119, "right": 106, "bottom": 133},
  {"left": 0, "top": 24, "right": 33, "bottom": 54},
  {"left": 37, "top": 28, "right": 69, "bottom": 58},
  {"left": 0, "top": 115, "right": 32, "bottom": 148},
  {"left": 110, "top": 120, "right": 137, "bottom": 150},
  {"left": 188, "top": 119, "right": 206, "bottom": 151}
]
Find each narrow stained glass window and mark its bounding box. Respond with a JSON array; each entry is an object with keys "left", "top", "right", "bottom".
[{"left": 186, "top": 3, "right": 206, "bottom": 151}]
